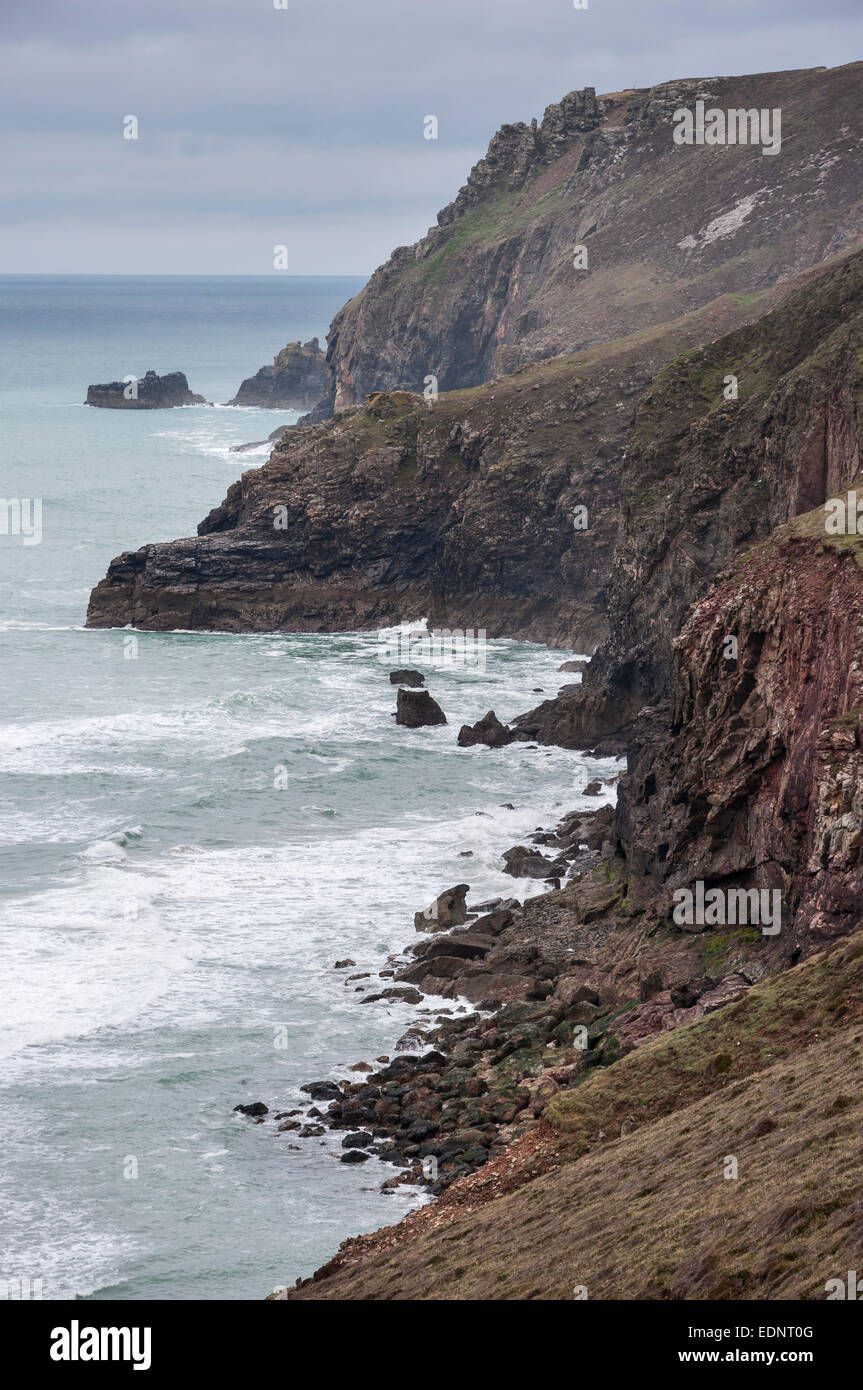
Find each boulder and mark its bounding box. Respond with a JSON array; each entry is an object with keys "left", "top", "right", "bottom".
[
  {"left": 396, "top": 688, "right": 446, "bottom": 727},
  {"left": 502, "top": 845, "right": 558, "bottom": 879},
  {"left": 233, "top": 1101, "right": 268, "bottom": 1117},
  {"left": 360, "top": 986, "right": 422, "bottom": 1004},
  {"left": 389, "top": 669, "right": 425, "bottom": 686},
  {"left": 457, "top": 710, "right": 515, "bottom": 748},
  {"left": 300, "top": 1080, "right": 342, "bottom": 1101},
  {"left": 414, "top": 884, "right": 470, "bottom": 932}
]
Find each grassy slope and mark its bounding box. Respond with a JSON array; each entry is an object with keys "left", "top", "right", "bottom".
[{"left": 288, "top": 932, "right": 863, "bottom": 1300}]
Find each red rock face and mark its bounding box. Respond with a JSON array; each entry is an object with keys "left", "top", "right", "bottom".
[{"left": 621, "top": 524, "right": 863, "bottom": 958}]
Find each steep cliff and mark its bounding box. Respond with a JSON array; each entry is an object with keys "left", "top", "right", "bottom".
[
  {"left": 514, "top": 244, "right": 863, "bottom": 746},
  {"left": 316, "top": 62, "right": 863, "bottom": 415}
]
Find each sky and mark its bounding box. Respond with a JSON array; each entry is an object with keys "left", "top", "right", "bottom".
[{"left": 1, "top": 0, "right": 861, "bottom": 275}]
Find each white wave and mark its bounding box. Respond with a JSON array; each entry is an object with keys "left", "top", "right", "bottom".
[{"left": 0, "top": 864, "right": 192, "bottom": 1062}]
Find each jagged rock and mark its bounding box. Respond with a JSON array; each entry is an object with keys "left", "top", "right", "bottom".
[
  {"left": 414, "top": 884, "right": 470, "bottom": 933},
  {"left": 86, "top": 370, "right": 206, "bottom": 409},
  {"left": 396, "top": 688, "right": 446, "bottom": 727},
  {"left": 227, "top": 339, "right": 327, "bottom": 410},
  {"left": 457, "top": 710, "right": 515, "bottom": 748},
  {"left": 233, "top": 1101, "right": 268, "bottom": 1117}
]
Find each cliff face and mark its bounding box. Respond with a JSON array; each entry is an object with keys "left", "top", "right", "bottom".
[
  {"left": 514, "top": 245, "right": 863, "bottom": 745},
  {"left": 316, "top": 63, "right": 863, "bottom": 415},
  {"left": 619, "top": 511, "right": 863, "bottom": 957},
  {"left": 87, "top": 288, "right": 769, "bottom": 642},
  {"left": 85, "top": 370, "right": 205, "bottom": 409},
  {"left": 227, "top": 339, "right": 327, "bottom": 410}
]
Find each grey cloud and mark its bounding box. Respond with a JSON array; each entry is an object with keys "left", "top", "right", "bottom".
[{"left": 1, "top": 0, "right": 860, "bottom": 272}]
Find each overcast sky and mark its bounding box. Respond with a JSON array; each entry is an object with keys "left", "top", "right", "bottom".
[{"left": 1, "top": 0, "right": 860, "bottom": 275}]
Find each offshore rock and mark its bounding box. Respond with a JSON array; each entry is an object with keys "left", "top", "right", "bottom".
[
  {"left": 395, "top": 688, "right": 446, "bottom": 727},
  {"left": 227, "top": 339, "right": 327, "bottom": 410},
  {"left": 85, "top": 370, "right": 206, "bottom": 409}
]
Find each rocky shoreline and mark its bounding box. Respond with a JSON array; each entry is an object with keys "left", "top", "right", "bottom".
[{"left": 240, "top": 786, "right": 625, "bottom": 1208}]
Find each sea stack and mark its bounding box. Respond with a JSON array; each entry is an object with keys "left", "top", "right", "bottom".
[
  {"left": 226, "top": 339, "right": 328, "bottom": 410},
  {"left": 85, "top": 370, "right": 207, "bottom": 409}
]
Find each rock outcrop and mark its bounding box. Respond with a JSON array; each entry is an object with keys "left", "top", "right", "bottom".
[
  {"left": 227, "top": 340, "right": 327, "bottom": 410},
  {"left": 456, "top": 710, "right": 514, "bottom": 748},
  {"left": 85, "top": 370, "right": 206, "bottom": 409},
  {"left": 618, "top": 502, "right": 863, "bottom": 957}
]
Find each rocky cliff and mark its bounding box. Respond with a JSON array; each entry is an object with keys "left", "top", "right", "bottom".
[
  {"left": 514, "top": 244, "right": 863, "bottom": 746},
  {"left": 315, "top": 62, "right": 863, "bottom": 416},
  {"left": 85, "top": 284, "right": 782, "bottom": 644},
  {"left": 227, "top": 339, "right": 327, "bottom": 410},
  {"left": 85, "top": 369, "right": 206, "bottom": 409},
  {"left": 280, "top": 473, "right": 863, "bottom": 1302}
]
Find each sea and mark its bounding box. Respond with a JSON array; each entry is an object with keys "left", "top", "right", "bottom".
[{"left": 0, "top": 275, "right": 617, "bottom": 1300}]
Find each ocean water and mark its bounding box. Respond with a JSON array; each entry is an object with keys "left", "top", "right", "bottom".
[{"left": 0, "top": 276, "right": 617, "bottom": 1301}]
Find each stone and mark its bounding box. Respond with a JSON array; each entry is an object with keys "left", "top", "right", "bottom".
[
  {"left": 457, "top": 711, "right": 515, "bottom": 748},
  {"left": 414, "top": 884, "right": 470, "bottom": 932},
  {"left": 502, "top": 845, "right": 557, "bottom": 879},
  {"left": 233, "top": 1101, "right": 268, "bottom": 1117},
  {"left": 396, "top": 688, "right": 447, "bottom": 727},
  {"left": 389, "top": 669, "right": 425, "bottom": 686}
]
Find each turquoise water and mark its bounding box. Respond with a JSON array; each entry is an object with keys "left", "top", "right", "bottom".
[{"left": 0, "top": 277, "right": 614, "bottom": 1300}]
